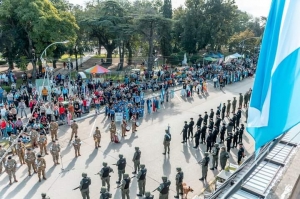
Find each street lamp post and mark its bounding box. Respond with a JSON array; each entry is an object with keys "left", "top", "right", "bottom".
[{"left": 40, "top": 40, "right": 69, "bottom": 64}]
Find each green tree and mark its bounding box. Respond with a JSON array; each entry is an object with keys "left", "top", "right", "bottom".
[
  {"left": 0, "top": 0, "right": 78, "bottom": 77},
  {"left": 136, "top": 15, "right": 171, "bottom": 71},
  {"left": 160, "top": 0, "right": 173, "bottom": 64}
]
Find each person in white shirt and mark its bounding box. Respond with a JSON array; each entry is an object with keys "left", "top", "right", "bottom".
[{"left": 1, "top": 107, "right": 7, "bottom": 119}]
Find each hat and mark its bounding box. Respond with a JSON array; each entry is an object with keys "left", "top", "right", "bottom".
[
  {"left": 176, "top": 167, "right": 181, "bottom": 171},
  {"left": 241, "top": 124, "right": 244, "bottom": 126},
  {"left": 162, "top": 176, "right": 168, "bottom": 181},
  {"left": 239, "top": 143, "right": 243, "bottom": 145},
  {"left": 190, "top": 118, "right": 193, "bottom": 120},
  {"left": 8, "top": 156, "right": 12, "bottom": 159},
  {"left": 223, "top": 123, "right": 226, "bottom": 125},
  {"left": 184, "top": 121, "right": 187, "bottom": 123},
  {"left": 140, "top": 164, "right": 145, "bottom": 168},
  {"left": 204, "top": 152, "right": 209, "bottom": 157},
  {"left": 82, "top": 173, "right": 87, "bottom": 177},
  {"left": 119, "top": 154, "right": 123, "bottom": 158},
  {"left": 103, "top": 162, "right": 107, "bottom": 167},
  {"left": 135, "top": 147, "right": 139, "bottom": 150},
  {"left": 37, "top": 154, "right": 42, "bottom": 158},
  {"left": 228, "top": 100, "right": 231, "bottom": 102},
  {"left": 41, "top": 193, "right": 47, "bottom": 197},
  {"left": 199, "top": 114, "right": 201, "bottom": 116},
  {"left": 240, "top": 93, "right": 242, "bottom": 95},
  {"left": 205, "top": 111, "right": 207, "bottom": 113}
]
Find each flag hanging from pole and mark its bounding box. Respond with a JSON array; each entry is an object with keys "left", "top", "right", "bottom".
[{"left": 247, "top": 0, "right": 300, "bottom": 150}]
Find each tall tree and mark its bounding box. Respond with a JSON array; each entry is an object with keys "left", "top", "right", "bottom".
[
  {"left": 160, "top": 0, "right": 173, "bottom": 64},
  {"left": 136, "top": 15, "right": 171, "bottom": 71},
  {"left": 0, "top": 0, "right": 78, "bottom": 77}
]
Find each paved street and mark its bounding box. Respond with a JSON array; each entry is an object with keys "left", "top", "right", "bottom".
[{"left": 0, "top": 78, "right": 254, "bottom": 199}]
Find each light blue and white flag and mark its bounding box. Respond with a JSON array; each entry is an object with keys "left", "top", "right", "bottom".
[{"left": 247, "top": 0, "right": 300, "bottom": 150}]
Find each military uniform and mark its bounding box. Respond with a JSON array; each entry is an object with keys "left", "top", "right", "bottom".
[
  {"left": 239, "top": 93, "right": 243, "bottom": 108},
  {"left": 163, "top": 130, "right": 171, "bottom": 155},
  {"left": 70, "top": 121, "right": 79, "bottom": 141},
  {"left": 5, "top": 156, "right": 18, "bottom": 185},
  {"left": 99, "top": 162, "right": 113, "bottom": 191},
  {"left": 16, "top": 140, "right": 26, "bottom": 164},
  {"left": 131, "top": 115, "right": 137, "bottom": 133},
  {"left": 219, "top": 123, "right": 226, "bottom": 143},
  {"left": 49, "top": 121, "right": 59, "bottom": 141},
  {"left": 100, "top": 187, "right": 112, "bottom": 199},
  {"left": 232, "top": 97, "right": 237, "bottom": 113},
  {"left": 181, "top": 122, "right": 188, "bottom": 143},
  {"left": 174, "top": 168, "right": 184, "bottom": 198},
  {"left": 237, "top": 143, "right": 245, "bottom": 165},
  {"left": 245, "top": 108, "right": 248, "bottom": 123},
  {"left": 221, "top": 103, "right": 226, "bottom": 120},
  {"left": 203, "top": 112, "right": 208, "bottom": 124},
  {"left": 38, "top": 133, "right": 48, "bottom": 155},
  {"left": 244, "top": 92, "right": 249, "bottom": 107},
  {"left": 193, "top": 128, "right": 201, "bottom": 148},
  {"left": 196, "top": 115, "right": 203, "bottom": 129},
  {"left": 156, "top": 176, "right": 171, "bottom": 199},
  {"left": 116, "top": 154, "right": 126, "bottom": 183},
  {"left": 210, "top": 144, "right": 220, "bottom": 170},
  {"left": 225, "top": 133, "right": 233, "bottom": 153},
  {"left": 200, "top": 123, "right": 207, "bottom": 144},
  {"left": 232, "top": 129, "right": 239, "bottom": 148},
  {"left": 238, "top": 124, "right": 244, "bottom": 143},
  {"left": 30, "top": 129, "right": 39, "bottom": 148},
  {"left": 36, "top": 155, "right": 47, "bottom": 182},
  {"left": 25, "top": 148, "right": 37, "bottom": 176},
  {"left": 50, "top": 141, "right": 60, "bottom": 165},
  {"left": 73, "top": 136, "right": 81, "bottom": 157},
  {"left": 132, "top": 147, "right": 141, "bottom": 174},
  {"left": 9, "top": 134, "right": 17, "bottom": 156},
  {"left": 219, "top": 146, "right": 229, "bottom": 170},
  {"left": 188, "top": 118, "right": 194, "bottom": 139},
  {"left": 226, "top": 100, "right": 231, "bottom": 116},
  {"left": 0, "top": 146, "right": 7, "bottom": 173},
  {"left": 80, "top": 173, "right": 91, "bottom": 199},
  {"left": 121, "top": 174, "right": 131, "bottom": 199},
  {"left": 93, "top": 127, "right": 101, "bottom": 149},
  {"left": 137, "top": 164, "right": 147, "bottom": 196},
  {"left": 121, "top": 120, "right": 127, "bottom": 137},
  {"left": 206, "top": 131, "right": 213, "bottom": 153},
  {"left": 110, "top": 121, "right": 116, "bottom": 142},
  {"left": 199, "top": 152, "right": 210, "bottom": 181}
]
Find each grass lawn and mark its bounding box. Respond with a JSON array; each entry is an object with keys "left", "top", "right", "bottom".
[
  {"left": 59, "top": 54, "right": 84, "bottom": 62},
  {"left": 92, "top": 54, "right": 108, "bottom": 58}
]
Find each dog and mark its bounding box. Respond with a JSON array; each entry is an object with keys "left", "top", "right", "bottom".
[{"left": 182, "top": 182, "right": 194, "bottom": 199}]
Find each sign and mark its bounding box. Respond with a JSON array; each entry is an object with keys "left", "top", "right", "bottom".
[{"left": 115, "top": 113, "right": 123, "bottom": 122}]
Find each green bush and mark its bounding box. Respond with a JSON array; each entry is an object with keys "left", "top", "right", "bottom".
[{"left": 0, "top": 60, "right": 7, "bottom": 65}]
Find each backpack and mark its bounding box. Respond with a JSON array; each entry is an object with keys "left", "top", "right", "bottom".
[
  {"left": 165, "top": 133, "right": 171, "bottom": 141},
  {"left": 81, "top": 177, "right": 91, "bottom": 189}
]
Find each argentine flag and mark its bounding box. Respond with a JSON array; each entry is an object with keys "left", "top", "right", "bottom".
[{"left": 247, "top": 0, "right": 300, "bottom": 150}]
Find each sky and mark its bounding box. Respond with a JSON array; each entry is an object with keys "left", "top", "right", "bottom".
[{"left": 68, "top": 0, "right": 272, "bottom": 17}]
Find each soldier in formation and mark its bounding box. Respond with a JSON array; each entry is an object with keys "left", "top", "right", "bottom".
[
  {"left": 25, "top": 148, "right": 37, "bottom": 176},
  {"left": 174, "top": 167, "right": 184, "bottom": 198},
  {"left": 93, "top": 127, "right": 101, "bottom": 149},
  {"left": 30, "top": 128, "right": 39, "bottom": 148},
  {"left": 232, "top": 97, "right": 237, "bottom": 113},
  {"left": 9, "top": 134, "right": 17, "bottom": 156},
  {"left": 196, "top": 114, "right": 203, "bottom": 129},
  {"left": 49, "top": 119, "right": 59, "bottom": 141},
  {"left": 199, "top": 152, "right": 210, "bottom": 181},
  {"left": 50, "top": 141, "right": 60, "bottom": 165},
  {"left": 0, "top": 144, "right": 7, "bottom": 173},
  {"left": 99, "top": 162, "right": 114, "bottom": 192},
  {"left": 131, "top": 114, "right": 137, "bottom": 133},
  {"left": 70, "top": 120, "right": 79, "bottom": 142},
  {"left": 73, "top": 136, "right": 81, "bottom": 157},
  {"left": 110, "top": 120, "right": 116, "bottom": 142},
  {"left": 155, "top": 176, "right": 171, "bottom": 199},
  {"left": 237, "top": 143, "right": 245, "bottom": 165},
  {"left": 16, "top": 140, "right": 26, "bottom": 165},
  {"left": 239, "top": 93, "right": 243, "bottom": 108},
  {"left": 100, "top": 187, "right": 111, "bottom": 199},
  {"left": 226, "top": 100, "right": 231, "bottom": 117},
  {"left": 38, "top": 132, "right": 48, "bottom": 155},
  {"left": 181, "top": 121, "right": 188, "bottom": 143},
  {"left": 120, "top": 173, "right": 131, "bottom": 199},
  {"left": 79, "top": 173, "right": 91, "bottom": 199},
  {"left": 210, "top": 143, "right": 220, "bottom": 170},
  {"left": 5, "top": 156, "right": 18, "bottom": 185},
  {"left": 132, "top": 147, "right": 141, "bottom": 174},
  {"left": 115, "top": 154, "right": 127, "bottom": 184},
  {"left": 193, "top": 127, "right": 201, "bottom": 148},
  {"left": 221, "top": 103, "right": 226, "bottom": 120},
  {"left": 188, "top": 118, "right": 194, "bottom": 139},
  {"left": 136, "top": 164, "right": 147, "bottom": 197},
  {"left": 219, "top": 146, "right": 230, "bottom": 170},
  {"left": 36, "top": 154, "right": 47, "bottom": 182},
  {"left": 121, "top": 119, "right": 127, "bottom": 137},
  {"left": 163, "top": 129, "right": 171, "bottom": 155}
]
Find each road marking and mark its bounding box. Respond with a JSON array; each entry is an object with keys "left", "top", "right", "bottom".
[
  {"left": 175, "top": 93, "right": 182, "bottom": 102},
  {"left": 89, "top": 118, "right": 97, "bottom": 137}
]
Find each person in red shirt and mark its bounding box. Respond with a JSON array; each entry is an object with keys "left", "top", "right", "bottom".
[
  {"left": 82, "top": 99, "right": 87, "bottom": 113},
  {"left": 1, "top": 119, "right": 7, "bottom": 138},
  {"left": 58, "top": 95, "right": 64, "bottom": 103},
  {"left": 59, "top": 105, "right": 65, "bottom": 122}
]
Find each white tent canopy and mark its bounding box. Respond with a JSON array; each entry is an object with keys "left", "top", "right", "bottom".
[
  {"left": 78, "top": 72, "right": 87, "bottom": 79},
  {"left": 224, "top": 53, "right": 242, "bottom": 63}
]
